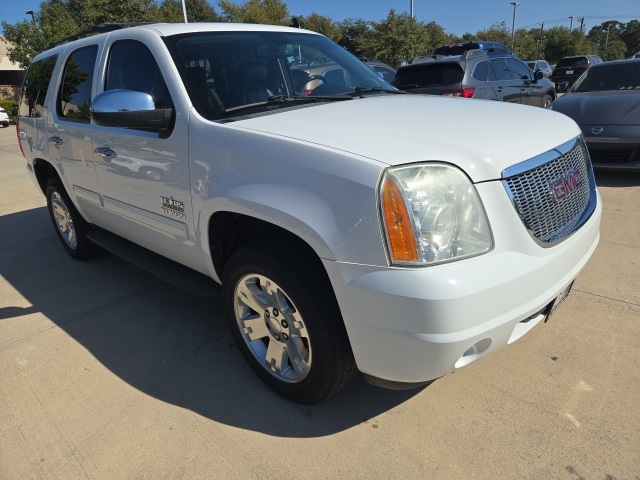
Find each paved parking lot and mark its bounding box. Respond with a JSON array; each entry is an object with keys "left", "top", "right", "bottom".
[{"left": 1, "top": 124, "right": 639, "bottom": 479}]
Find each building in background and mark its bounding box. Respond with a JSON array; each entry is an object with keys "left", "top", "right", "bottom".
[{"left": 0, "top": 37, "right": 25, "bottom": 102}]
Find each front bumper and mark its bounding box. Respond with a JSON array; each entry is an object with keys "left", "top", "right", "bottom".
[{"left": 322, "top": 182, "right": 602, "bottom": 385}]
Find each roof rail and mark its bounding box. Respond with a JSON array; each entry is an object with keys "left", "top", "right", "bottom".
[{"left": 47, "top": 22, "right": 153, "bottom": 49}]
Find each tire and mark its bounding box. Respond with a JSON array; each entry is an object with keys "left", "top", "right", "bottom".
[
  {"left": 45, "top": 178, "right": 101, "bottom": 260},
  {"left": 222, "top": 241, "right": 356, "bottom": 404},
  {"left": 541, "top": 94, "right": 553, "bottom": 109}
]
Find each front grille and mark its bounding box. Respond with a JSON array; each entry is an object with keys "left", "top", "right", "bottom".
[{"left": 503, "top": 138, "right": 594, "bottom": 245}]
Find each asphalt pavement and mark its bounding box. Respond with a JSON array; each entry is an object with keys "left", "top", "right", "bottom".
[{"left": 1, "top": 124, "right": 639, "bottom": 479}]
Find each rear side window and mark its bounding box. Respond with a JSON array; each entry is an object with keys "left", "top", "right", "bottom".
[
  {"left": 58, "top": 46, "right": 98, "bottom": 122},
  {"left": 489, "top": 58, "right": 512, "bottom": 81},
  {"left": 472, "top": 61, "right": 489, "bottom": 81},
  {"left": 105, "top": 41, "right": 172, "bottom": 109},
  {"left": 392, "top": 63, "right": 464, "bottom": 89},
  {"left": 19, "top": 55, "right": 58, "bottom": 118}
]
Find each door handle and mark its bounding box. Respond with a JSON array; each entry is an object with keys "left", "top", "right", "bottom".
[
  {"left": 496, "top": 87, "right": 503, "bottom": 92},
  {"left": 94, "top": 147, "right": 117, "bottom": 159},
  {"left": 49, "top": 136, "right": 63, "bottom": 145}
]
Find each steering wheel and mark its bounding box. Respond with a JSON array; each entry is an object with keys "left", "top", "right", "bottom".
[{"left": 295, "top": 74, "right": 328, "bottom": 93}]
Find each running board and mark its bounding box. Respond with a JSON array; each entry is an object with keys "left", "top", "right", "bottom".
[{"left": 86, "top": 228, "right": 221, "bottom": 298}]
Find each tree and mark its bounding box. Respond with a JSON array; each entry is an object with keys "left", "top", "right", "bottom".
[
  {"left": 357, "top": 10, "right": 432, "bottom": 68},
  {"left": 218, "top": 0, "right": 289, "bottom": 25},
  {"left": 620, "top": 20, "right": 640, "bottom": 57},
  {"left": 588, "top": 22, "right": 627, "bottom": 60},
  {"left": 158, "top": 0, "right": 219, "bottom": 22},
  {"left": 337, "top": 18, "right": 371, "bottom": 56},
  {"left": 542, "top": 27, "right": 592, "bottom": 64},
  {"left": 298, "top": 13, "right": 342, "bottom": 43}
]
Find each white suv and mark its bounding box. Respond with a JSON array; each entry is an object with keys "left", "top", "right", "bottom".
[
  {"left": 17, "top": 23, "right": 601, "bottom": 404},
  {"left": 0, "top": 106, "right": 10, "bottom": 127}
]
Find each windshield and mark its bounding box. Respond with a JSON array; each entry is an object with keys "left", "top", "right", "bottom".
[
  {"left": 165, "top": 31, "right": 395, "bottom": 120},
  {"left": 572, "top": 62, "right": 640, "bottom": 92}
]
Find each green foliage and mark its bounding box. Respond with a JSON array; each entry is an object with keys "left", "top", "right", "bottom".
[
  {"left": 218, "top": 0, "right": 289, "bottom": 25},
  {"left": 0, "top": 99, "right": 18, "bottom": 118},
  {"left": 158, "top": 0, "right": 219, "bottom": 22},
  {"left": 2, "top": 1, "right": 640, "bottom": 71},
  {"left": 298, "top": 13, "right": 342, "bottom": 43}
]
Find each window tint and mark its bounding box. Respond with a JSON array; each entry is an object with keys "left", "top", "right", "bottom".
[
  {"left": 106, "top": 41, "right": 172, "bottom": 108},
  {"left": 58, "top": 46, "right": 97, "bottom": 122},
  {"left": 19, "top": 55, "right": 58, "bottom": 118},
  {"left": 556, "top": 57, "right": 588, "bottom": 68},
  {"left": 507, "top": 58, "right": 532, "bottom": 80},
  {"left": 472, "top": 61, "right": 489, "bottom": 81},
  {"left": 489, "top": 58, "right": 512, "bottom": 80},
  {"left": 372, "top": 65, "right": 395, "bottom": 83},
  {"left": 393, "top": 63, "right": 464, "bottom": 88}
]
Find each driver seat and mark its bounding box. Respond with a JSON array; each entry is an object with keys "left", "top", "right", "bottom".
[{"left": 233, "top": 61, "right": 273, "bottom": 106}]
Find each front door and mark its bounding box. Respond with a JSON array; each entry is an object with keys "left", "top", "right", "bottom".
[{"left": 91, "top": 39, "right": 197, "bottom": 269}]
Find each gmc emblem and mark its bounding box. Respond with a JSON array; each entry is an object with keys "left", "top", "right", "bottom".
[{"left": 551, "top": 169, "right": 583, "bottom": 202}]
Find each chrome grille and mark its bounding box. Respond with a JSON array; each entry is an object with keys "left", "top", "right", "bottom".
[{"left": 503, "top": 138, "right": 594, "bottom": 245}]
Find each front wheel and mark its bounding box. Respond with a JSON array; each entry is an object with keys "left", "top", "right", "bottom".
[
  {"left": 222, "top": 241, "right": 356, "bottom": 404},
  {"left": 541, "top": 94, "right": 553, "bottom": 108}
]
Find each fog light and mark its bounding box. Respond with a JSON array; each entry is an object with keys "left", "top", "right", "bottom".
[{"left": 455, "top": 338, "right": 492, "bottom": 368}]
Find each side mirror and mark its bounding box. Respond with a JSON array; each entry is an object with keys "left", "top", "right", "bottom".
[
  {"left": 534, "top": 70, "right": 544, "bottom": 81},
  {"left": 556, "top": 81, "right": 569, "bottom": 93},
  {"left": 91, "top": 90, "right": 173, "bottom": 136}
]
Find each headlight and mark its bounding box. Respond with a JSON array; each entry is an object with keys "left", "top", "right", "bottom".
[{"left": 380, "top": 163, "right": 493, "bottom": 266}]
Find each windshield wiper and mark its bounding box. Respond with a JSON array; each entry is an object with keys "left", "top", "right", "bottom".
[
  {"left": 343, "top": 86, "right": 407, "bottom": 97},
  {"left": 224, "top": 95, "right": 351, "bottom": 114}
]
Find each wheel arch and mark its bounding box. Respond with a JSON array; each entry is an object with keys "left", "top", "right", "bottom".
[{"left": 32, "top": 158, "right": 60, "bottom": 194}]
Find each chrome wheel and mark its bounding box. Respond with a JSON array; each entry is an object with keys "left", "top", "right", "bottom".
[
  {"left": 234, "top": 273, "right": 311, "bottom": 383},
  {"left": 51, "top": 191, "right": 77, "bottom": 249}
]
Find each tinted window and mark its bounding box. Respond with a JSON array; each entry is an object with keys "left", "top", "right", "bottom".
[
  {"left": 393, "top": 63, "right": 464, "bottom": 88},
  {"left": 489, "top": 58, "right": 512, "bottom": 80},
  {"left": 573, "top": 62, "right": 640, "bottom": 92},
  {"left": 372, "top": 65, "right": 395, "bottom": 83},
  {"left": 19, "top": 55, "right": 58, "bottom": 118},
  {"left": 58, "top": 46, "right": 97, "bottom": 122},
  {"left": 472, "top": 61, "right": 489, "bottom": 81},
  {"left": 556, "top": 57, "right": 588, "bottom": 68},
  {"left": 106, "top": 41, "right": 172, "bottom": 109},
  {"left": 507, "top": 58, "right": 532, "bottom": 80}
]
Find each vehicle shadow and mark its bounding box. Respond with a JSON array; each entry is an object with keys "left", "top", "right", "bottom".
[
  {"left": 0, "top": 207, "right": 427, "bottom": 438},
  {"left": 594, "top": 170, "right": 640, "bottom": 187}
]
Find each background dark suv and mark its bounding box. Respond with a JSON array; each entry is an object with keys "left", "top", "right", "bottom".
[
  {"left": 392, "top": 50, "right": 556, "bottom": 107},
  {"left": 550, "top": 55, "right": 603, "bottom": 88}
]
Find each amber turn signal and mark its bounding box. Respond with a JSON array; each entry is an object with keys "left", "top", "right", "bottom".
[{"left": 382, "top": 177, "right": 419, "bottom": 262}]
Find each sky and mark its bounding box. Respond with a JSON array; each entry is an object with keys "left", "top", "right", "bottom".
[{"left": 1, "top": 0, "right": 639, "bottom": 36}]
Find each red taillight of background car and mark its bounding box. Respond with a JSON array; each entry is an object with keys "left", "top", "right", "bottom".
[{"left": 441, "top": 88, "right": 476, "bottom": 98}]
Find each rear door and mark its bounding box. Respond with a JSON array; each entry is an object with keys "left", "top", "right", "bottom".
[
  {"left": 507, "top": 57, "right": 540, "bottom": 106},
  {"left": 48, "top": 44, "right": 101, "bottom": 212}
]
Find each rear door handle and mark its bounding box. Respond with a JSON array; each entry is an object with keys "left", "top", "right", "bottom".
[
  {"left": 94, "top": 147, "right": 117, "bottom": 159},
  {"left": 49, "top": 136, "right": 63, "bottom": 145},
  {"left": 496, "top": 87, "right": 503, "bottom": 92}
]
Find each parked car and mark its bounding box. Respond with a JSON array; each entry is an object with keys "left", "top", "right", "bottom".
[
  {"left": 551, "top": 59, "right": 640, "bottom": 171},
  {"left": 0, "top": 106, "right": 10, "bottom": 127},
  {"left": 526, "top": 59, "right": 553, "bottom": 78},
  {"left": 550, "top": 55, "right": 603, "bottom": 88},
  {"left": 631, "top": 52, "right": 640, "bottom": 59},
  {"left": 358, "top": 56, "right": 396, "bottom": 83},
  {"left": 393, "top": 49, "right": 556, "bottom": 107},
  {"left": 17, "top": 22, "right": 600, "bottom": 403},
  {"left": 433, "top": 41, "right": 512, "bottom": 56}
]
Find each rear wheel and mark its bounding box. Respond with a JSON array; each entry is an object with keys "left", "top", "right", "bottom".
[
  {"left": 45, "top": 178, "right": 101, "bottom": 260},
  {"left": 222, "top": 241, "right": 356, "bottom": 404},
  {"left": 541, "top": 94, "right": 553, "bottom": 108}
]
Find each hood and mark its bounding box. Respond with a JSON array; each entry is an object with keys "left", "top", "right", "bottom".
[
  {"left": 552, "top": 91, "right": 640, "bottom": 126},
  {"left": 232, "top": 95, "right": 581, "bottom": 182}
]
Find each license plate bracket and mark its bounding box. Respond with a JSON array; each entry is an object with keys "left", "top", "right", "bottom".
[{"left": 545, "top": 281, "right": 574, "bottom": 322}]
